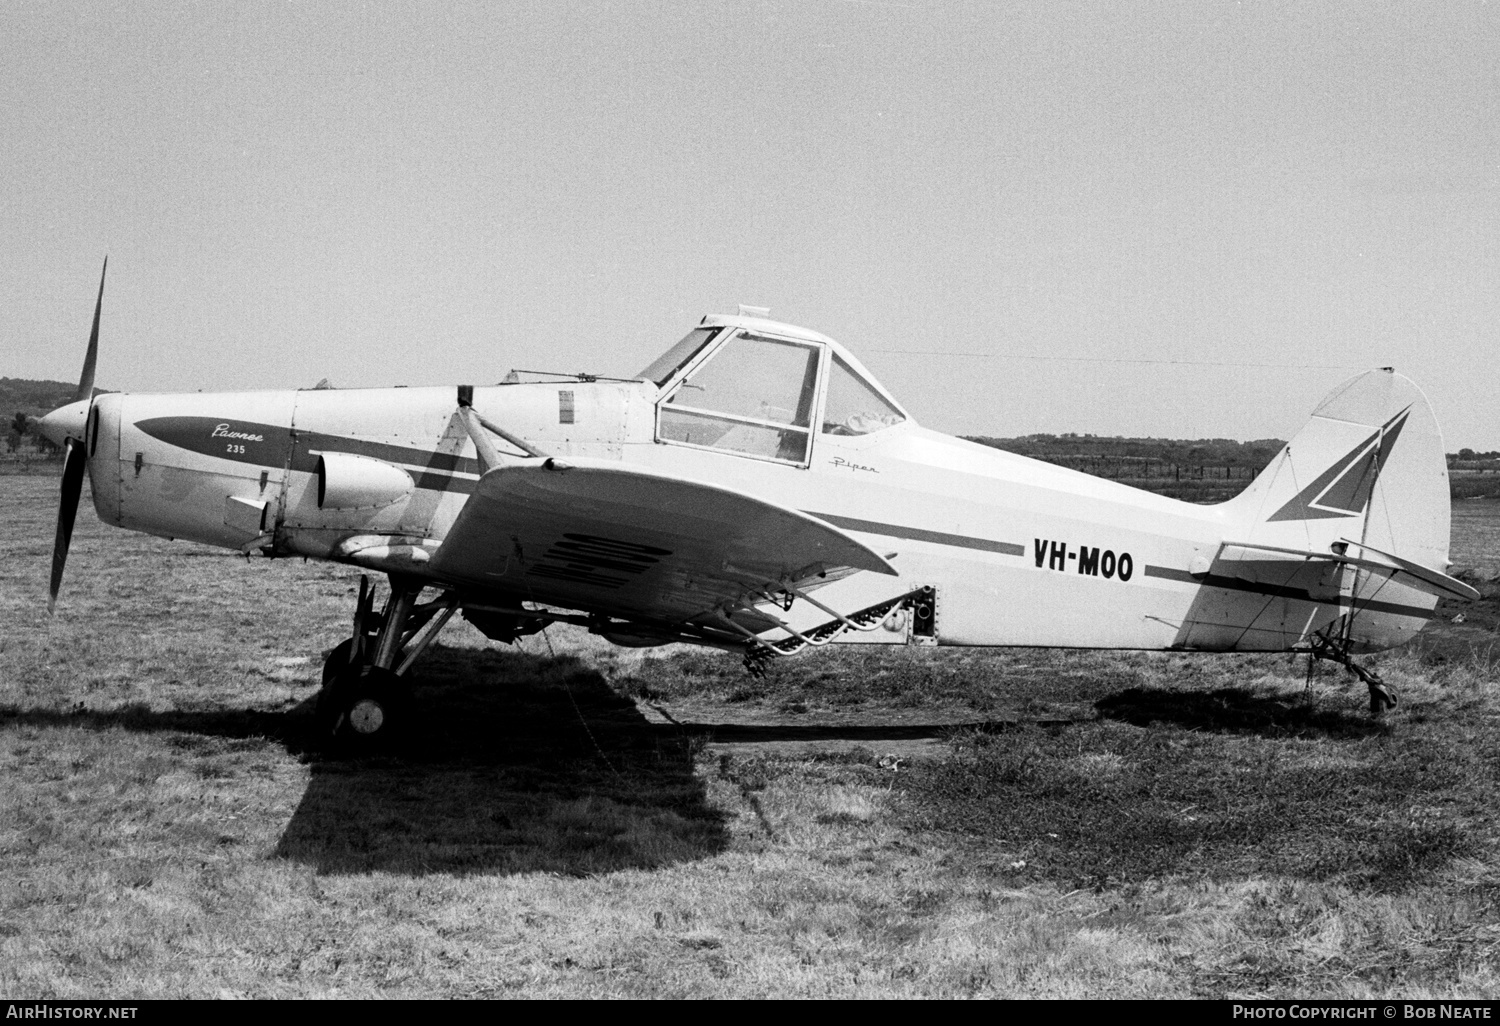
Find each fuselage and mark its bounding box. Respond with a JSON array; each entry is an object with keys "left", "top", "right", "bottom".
[{"left": 48, "top": 314, "right": 1445, "bottom": 654}]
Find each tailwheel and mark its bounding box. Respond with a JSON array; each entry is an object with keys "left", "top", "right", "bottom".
[
  {"left": 1308, "top": 627, "right": 1399, "bottom": 716},
  {"left": 317, "top": 664, "right": 410, "bottom": 753},
  {"left": 1366, "top": 677, "right": 1399, "bottom": 715}
]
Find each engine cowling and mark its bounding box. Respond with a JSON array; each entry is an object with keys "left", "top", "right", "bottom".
[{"left": 316, "top": 452, "right": 414, "bottom": 510}]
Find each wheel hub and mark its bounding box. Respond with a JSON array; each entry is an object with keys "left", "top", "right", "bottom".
[{"left": 348, "top": 697, "right": 386, "bottom": 734}]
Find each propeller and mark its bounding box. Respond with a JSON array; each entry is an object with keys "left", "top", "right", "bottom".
[{"left": 48, "top": 257, "right": 107, "bottom": 613}]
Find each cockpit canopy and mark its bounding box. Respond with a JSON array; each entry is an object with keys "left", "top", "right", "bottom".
[{"left": 637, "top": 317, "right": 907, "bottom": 466}]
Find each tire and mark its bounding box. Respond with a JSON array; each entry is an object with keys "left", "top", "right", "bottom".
[
  {"left": 316, "top": 665, "right": 410, "bottom": 754},
  {"left": 321, "top": 638, "right": 357, "bottom": 687},
  {"left": 321, "top": 616, "right": 384, "bottom": 687}
]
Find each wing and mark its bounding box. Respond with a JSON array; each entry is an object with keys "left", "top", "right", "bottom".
[{"left": 426, "top": 457, "right": 898, "bottom": 632}]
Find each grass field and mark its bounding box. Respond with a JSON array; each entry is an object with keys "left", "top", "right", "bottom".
[{"left": 2, "top": 475, "right": 1498, "bottom": 998}]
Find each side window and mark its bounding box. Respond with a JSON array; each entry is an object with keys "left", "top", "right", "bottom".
[
  {"left": 658, "top": 333, "right": 821, "bottom": 464},
  {"left": 822, "top": 355, "right": 905, "bottom": 435}
]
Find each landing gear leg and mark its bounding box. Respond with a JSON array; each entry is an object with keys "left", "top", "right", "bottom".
[
  {"left": 1309, "top": 632, "right": 1399, "bottom": 715},
  {"left": 321, "top": 575, "right": 381, "bottom": 687},
  {"left": 316, "top": 575, "right": 458, "bottom": 751}
]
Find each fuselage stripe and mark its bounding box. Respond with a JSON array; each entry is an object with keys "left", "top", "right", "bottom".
[
  {"left": 135, "top": 416, "right": 482, "bottom": 495},
  {"left": 804, "top": 511, "right": 1025, "bottom": 556},
  {"left": 1142, "top": 565, "right": 1198, "bottom": 584},
  {"left": 1143, "top": 564, "right": 1432, "bottom": 619}
]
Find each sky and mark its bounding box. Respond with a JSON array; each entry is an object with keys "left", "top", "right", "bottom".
[{"left": 3, "top": 1, "right": 1497, "bottom": 447}]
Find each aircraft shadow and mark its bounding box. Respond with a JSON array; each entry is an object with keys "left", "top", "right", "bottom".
[
  {"left": 1094, "top": 686, "right": 1388, "bottom": 739},
  {"left": 2, "top": 648, "right": 729, "bottom": 878},
  {"left": 0, "top": 703, "right": 304, "bottom": 746},
  {"left": 646, "top": 719, "right": 1067, "bottom": 743},
  {"left": 274, "top": 647, "right": 729, "bottom": 877}
]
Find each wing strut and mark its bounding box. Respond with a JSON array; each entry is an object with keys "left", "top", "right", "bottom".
[{"left": 456, "top": 385, "right": 548, "bottom": 472}]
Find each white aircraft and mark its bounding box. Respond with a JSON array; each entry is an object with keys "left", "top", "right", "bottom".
[{"left": 38, "top": 264, "right": 1476, "bottom": 749}]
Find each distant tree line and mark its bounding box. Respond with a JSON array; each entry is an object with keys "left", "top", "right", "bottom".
[
  {"left": 1449, "top": 449, "right": 1500, "bottom": 467},
  {"left": 968, "top": 433, "right": 1500, "bottom": 502},
  {"left": 1446, "top": 450, "right": 1500, "bottom": 499},
  {"left": 968, "top": 432, "right": 1287, "bottom": 467},
  {"left": 964, "top": 434, "right": 1285, "bottom": 502},
  {"left": 4, "top": 377, "right": 75, "bottom": 457},
  {"left": 6, "top": 413, "right": 60, "bottom": 456}
]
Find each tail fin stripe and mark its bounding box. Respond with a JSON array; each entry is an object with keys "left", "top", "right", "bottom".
[{"left": 1267, "top": 407, "right": 1410, "bottom": 522}]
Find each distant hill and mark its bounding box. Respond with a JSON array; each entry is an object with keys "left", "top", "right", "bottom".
[{"left": 2, "top": 377, "right": 77, "bottom": 419}]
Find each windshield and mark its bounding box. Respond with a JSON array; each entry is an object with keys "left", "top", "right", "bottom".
[
  {"left": 665, "top": 334, "right": 820, "bottom": 427},
  {"left": 635, "top": 327, "right": 720, "bottom": 386}
]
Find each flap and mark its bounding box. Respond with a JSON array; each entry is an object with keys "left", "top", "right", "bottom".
[
  {"left": 223, "top": 495, "right": 267, "bottom": 535},
  {"left": 427, "top": 457, "right": 897, "bottom": 625}
]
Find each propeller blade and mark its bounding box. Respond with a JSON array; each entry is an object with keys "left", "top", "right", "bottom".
[
  {"left": 49, "top": 437, "right": 88, "bottom": 613},
  {"left": 74, "top": 257, "right": 106, "bottom": 403}
]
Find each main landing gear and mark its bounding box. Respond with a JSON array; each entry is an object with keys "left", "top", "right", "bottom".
[{"left": 315, "top": 574, "right": 458, "bottom": 752}]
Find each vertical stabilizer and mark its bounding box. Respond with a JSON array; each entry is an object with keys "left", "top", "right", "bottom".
[
  {"left": 1206, "top": 369, "right": 1452, "bottom": 652},
  {"left": 1223, "top": 369, "right": 1451, "bottom": 572}
]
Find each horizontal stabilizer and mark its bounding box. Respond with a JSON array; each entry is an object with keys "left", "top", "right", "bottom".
[
  {"left": 1214, "top": 539, "right": 1476, "bottom": 602},
  {"left": 1336, "top": 538, "right": 1479, "bottom": 602},
  {"left": 1172, "top": 535, "right": 1460, "bottom": 652}
]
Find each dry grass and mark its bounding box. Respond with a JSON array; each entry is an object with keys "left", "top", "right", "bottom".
[{"left": 2, "top": 475, "right": 1499, "bottom": 998}]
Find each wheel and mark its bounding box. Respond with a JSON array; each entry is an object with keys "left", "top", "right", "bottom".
[
  {"left": 316, "top": 665, "right": 410, "bottom": 753},
  {"left": 1368, "top": 680, "right": 1399, "bottom": 715}
]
